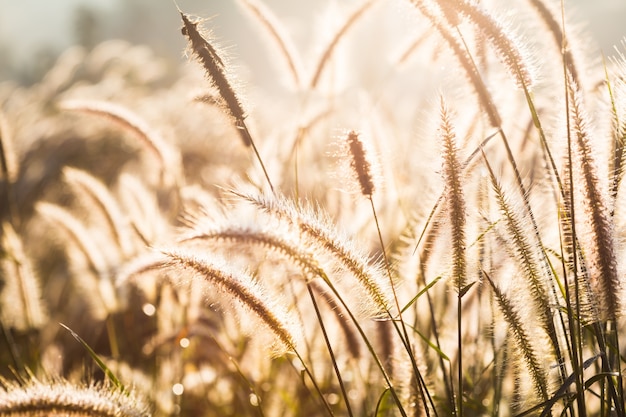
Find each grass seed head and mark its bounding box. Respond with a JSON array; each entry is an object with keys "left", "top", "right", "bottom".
[{"left": 346, "top": 130, "right": 376, "bottom": 197}]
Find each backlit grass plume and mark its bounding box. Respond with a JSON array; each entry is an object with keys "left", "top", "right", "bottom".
[
  {"left": 160, "top": 248, "right": 298, "bottom": 353},
  {"left": 59, "top": 99, "right": 182, "bottom": 188},
  {"left": 438, "top": 97, "right": 469, "bottom": 417},
  {"left": 437, "top": 0, "right": 536, "bottom": 88},
  {"left": 229, "top": 189, "right": 394, "bottom": 315},
  {"left": 346, "top": 130, "right": 376, "bottom": 197},
  {"left": 568, "top": 78, "right": 621, "bottom": 321},
  {"left": 439, "top": 98, "right": 466, "bottom": 291},
  {"left": 179, "top": 11, "right": 274, "bottom": 193},
  {"left": 484, "top": 272, "right": 549, "bottom": 404},
  {"left": 0, "top": 376, "right": 150, "bottom": 417},
  {"left": 179, "top": 13, "right": 251, "bottom": 147},
  {"left": 0, "top": 222, "right": 46, "bottom": 331}
]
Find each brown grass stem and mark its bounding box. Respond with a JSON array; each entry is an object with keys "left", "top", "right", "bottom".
[{"left": 305, "top": 282, "right": 355, "bottom": 417}]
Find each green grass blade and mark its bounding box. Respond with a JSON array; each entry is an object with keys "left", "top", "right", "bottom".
[{"left": 60, "top": 323, "right": 126, "bottom": 393}]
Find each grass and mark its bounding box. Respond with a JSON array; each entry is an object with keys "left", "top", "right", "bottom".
[{"left": 1, "top": 0, "right": 626, "bottom": 415}]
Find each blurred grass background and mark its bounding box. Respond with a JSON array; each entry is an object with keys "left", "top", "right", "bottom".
[{"left": 0, "top": 0, "right": 624, "bottom": 86}]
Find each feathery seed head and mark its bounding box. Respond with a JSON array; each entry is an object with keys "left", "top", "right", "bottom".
[
  {"left": 568, "top": 79, "right": 621, "bottom": 320},
  {"left": 0, "top": 377, "right": 151, "bottom": 417},
  {"left": 438, "top": 98, "right": 467, "bottom": 289},
  {"left": 0, "top": 110, "right": 18, "bottom": 185},
  {"left": 180, "top": 12, "right": 253, "bottom": 148},
  {"left": 161, "top": 248, "right": 298, "bottom": 353},
  {"left": 345, "top": 130, "right": 376, "bottom": 197},
  {"left": 440, "top": 0, "right": 536, "bottom": 89},
  {"left": 230, "top": 189, "right": 394, "bottom": 314},
  {"left": 0, "top": 222, "right": 47, "bottom": 330}
]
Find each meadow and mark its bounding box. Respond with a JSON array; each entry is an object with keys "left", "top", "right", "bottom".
[{"left": 1, "top": 0, "right": 626, "bottom": 415}]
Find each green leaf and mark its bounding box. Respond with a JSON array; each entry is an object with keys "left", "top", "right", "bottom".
[
  {"left": 60, "top": 323, "right": 126, "bottom": 393},
  {"left": 374, "top": 387, "right": 393, "bottom": 417},
  {"left": 411, "top": 325, "right": 450, "bottom": 362},
  {"left": 459, "top": 281, "right": 477, "bottom": 298},
  {"left": 400, "top": 275, "right": 442, "bottom": 314}
]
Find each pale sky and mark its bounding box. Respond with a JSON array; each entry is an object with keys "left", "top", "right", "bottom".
[{"left": 0, "top": 0, "right": 625, "bottom": 81}]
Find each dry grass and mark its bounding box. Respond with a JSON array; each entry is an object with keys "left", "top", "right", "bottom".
[{"left": 1, "top": 0, "right": 626, "bottom": 416}]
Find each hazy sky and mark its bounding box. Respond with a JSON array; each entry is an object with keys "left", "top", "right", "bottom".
[{"left": 0, "top": 0, "right": 625, "bottom": 81}]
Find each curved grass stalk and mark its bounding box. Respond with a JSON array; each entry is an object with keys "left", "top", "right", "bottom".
[
  {"left": 179, "top": 225, "right": 328, "bottom": 284},
  {"left": 525, "top": 0, "right": 580, "bottom": 84},
  {"left": 227, "top": 190, "right": 394, "bottom": 315},
  {"left": 483, "top": 271, "right": 549, "bottom": 403},
  {"left": 0, "top": 111, "right": 18, "bottom": 225},
  {"left": 36, "top": 202, "right": 119, "bottom": 317},
  {"left": 63, "top": 167, "right": 135, "bottom": 258},
  {"left": 178, "top": 213, "right": 414, "bottom": 414},
  {"left": 162, "top": 248, "right": 337, "bottom": 413},
  {"left": 162, "top": 240, "right": 405, "bottom": 415},
  {"left": 437, "top": 0, "right": 535, "bottom": 89},
  {"left": 161, "top": 249, "right": 296, "bottom": 353},
  {"left": 412, "top": 1, "right": 501, "bottom": 128},
  {"left": 0, "top": 222, "right": 46, "bottom": 331},
  {"left": 309, "top": 0, "right": 379, "bottom": 89},
  {"left": 59, "top": 99, "right": 181, "bottom": 188},
  {"left": 179, "top": 11, "right": 274, "bottom": 194},
  {"left": 237, "top": 0, "right": 303, "bottom": 90}
]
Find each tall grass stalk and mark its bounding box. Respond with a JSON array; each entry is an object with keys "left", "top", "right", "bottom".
[
  {"left": 179, "top": 11, "right": 275, "bottom": 194},
  {"left": 438, "top": 98, "right": 467, "bottom": 416}
]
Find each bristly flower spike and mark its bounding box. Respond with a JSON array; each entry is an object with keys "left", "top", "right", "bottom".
[
  {"left": 346, "top": 130, "right": 375, "bottom": 197},
  {"left": 180, "top": 11, "right": 275, "bottom": 193},
  {"left": 439, "top": 97, "right": 466, "bottom": 290},
  {"left": 180, "top": 13, "right": 251, "bottom": 146}
]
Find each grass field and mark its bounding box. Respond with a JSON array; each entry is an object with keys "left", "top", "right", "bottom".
[{"left": 1, "top": 0, "right": 626, "bottom": 416}]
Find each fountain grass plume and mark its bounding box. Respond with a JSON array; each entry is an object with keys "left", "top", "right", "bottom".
[
  {"left": 0, "top": 376, "right": 150, "bottom": 417},
  {"left": 568, "top": 77, "right": 621, "bottom": 320},
  {"left": 180, "top": 11, "right": 275, "bottom": 193},
  {"left": 161, "top": 248, "right": 298, "bottom": 352}
]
